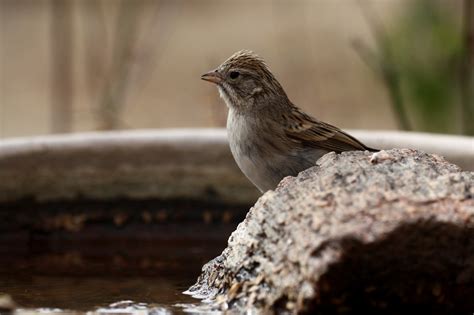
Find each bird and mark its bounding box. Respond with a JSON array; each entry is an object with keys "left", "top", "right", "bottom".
[{"left": 201, "top": 50, "right": 376, "bottom": 192}]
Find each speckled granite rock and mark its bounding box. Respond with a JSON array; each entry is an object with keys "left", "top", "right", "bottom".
[{"left": 186, "top": 149, "right": 474, "bottom": 314}]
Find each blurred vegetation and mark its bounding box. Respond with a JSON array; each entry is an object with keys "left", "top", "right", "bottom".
[
  {"left": 82, "top": 0, "right": 151, "bottom": 130},
  {"left": 96, "top": 0, "right": 144, "bottom": 130},
  {"left": 5, "top": 1, "right": 472, "bottom": 136},
  {"left": 50, "top": 0, "right": 161, "bottom": 133},
  {"left": 356, "top": 0, "right": 472, "bottom": 135},
  {"left": 51, "top": 0, "right": 74, "bottom": 133}
]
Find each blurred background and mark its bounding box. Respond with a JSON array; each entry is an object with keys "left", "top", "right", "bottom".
[{"left": 0, "top": 0, "right": 472, "bottom": 138}]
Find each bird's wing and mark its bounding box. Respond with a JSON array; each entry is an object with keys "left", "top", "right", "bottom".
[{"left": 283, "top": 107, "right": 376, "bottom": 153}]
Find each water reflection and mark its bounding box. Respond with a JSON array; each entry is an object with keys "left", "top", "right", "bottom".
[
  {"left": 0, "top": 242, "right": 225, "bottom": 314},
  {"left": 3, "top": 275, "right": 194, "bottom": 311},
  {"left": 0, "top": 199, "right": 246, "bottom": 315}
]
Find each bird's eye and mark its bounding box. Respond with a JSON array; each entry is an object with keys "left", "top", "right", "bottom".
[{"left": 229, "top": 71, "right": 240, "bottom": 79}]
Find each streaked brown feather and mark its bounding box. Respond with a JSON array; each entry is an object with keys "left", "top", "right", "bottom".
[{"left": 283, "top": 107, "right": 375, "bottom": 153}]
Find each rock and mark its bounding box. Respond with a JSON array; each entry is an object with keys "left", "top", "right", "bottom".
[{"left": 186, "top": 149, "right": 474, "bottom": 314}]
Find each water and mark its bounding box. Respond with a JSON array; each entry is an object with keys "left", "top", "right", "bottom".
[
  {"left": 0, "top": 199, "right": 248, "bottom": 314},
  {"left": 2, "top": 275, "right": 196, "bottom": 312},
  {"left": 0, "top": 240, "right": 225, "bottom": 314}
]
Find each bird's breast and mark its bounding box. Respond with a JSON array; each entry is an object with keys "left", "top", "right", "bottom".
[
  {"left": 226, "top": 112, "right": 292, "bottom": 192},
  {"left": 226, "top": 112, "right": 261, "bottom": 166}
]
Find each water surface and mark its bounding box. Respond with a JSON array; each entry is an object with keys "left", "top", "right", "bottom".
[{"left": 0, "top": 240, "right": 225, "bottom": 314}]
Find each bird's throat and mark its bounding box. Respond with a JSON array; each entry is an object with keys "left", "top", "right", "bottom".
[{"left": 217, "top": 86, "right": 233, "bottom": 109}]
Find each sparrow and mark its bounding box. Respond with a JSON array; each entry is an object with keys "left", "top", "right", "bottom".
[{"left": 201, "top": 50, "right": 376, "bottom": 192}]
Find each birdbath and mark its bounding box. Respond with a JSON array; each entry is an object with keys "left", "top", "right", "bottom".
[{"left": 0, "top": 128, "right": 472, "bottom": 313}]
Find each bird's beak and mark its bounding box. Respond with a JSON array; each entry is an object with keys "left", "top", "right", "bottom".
[{"left": 201, "top": 70, "right": 222, "bottom": 84}]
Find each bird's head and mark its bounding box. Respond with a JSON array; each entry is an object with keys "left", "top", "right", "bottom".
[{"left": 201, "top": 50, "right": 288, "bottom": 112}]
